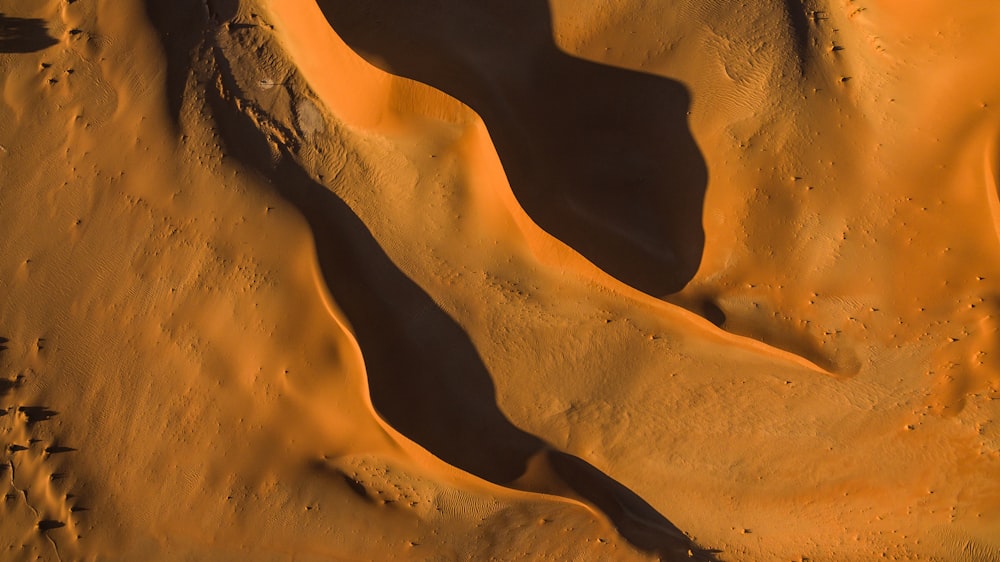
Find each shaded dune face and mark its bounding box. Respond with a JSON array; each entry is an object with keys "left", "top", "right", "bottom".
[
  {"left": 315, "top": 0, "right": 708, "bottom": 298},
  {"left": 141, "top": 0, "right": 714, "bottom": 558},
  {"left": 226, "top": 150, "right": 712, "bottom": 560}
]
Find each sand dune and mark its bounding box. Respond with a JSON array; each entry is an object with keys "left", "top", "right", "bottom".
[{"left": 1, "top": 0, "right": 999, "bottom": 559}]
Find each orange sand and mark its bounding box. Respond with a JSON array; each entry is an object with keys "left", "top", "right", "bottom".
[{"left": 1, "top": 0, "right": 999, "bottom": 559}]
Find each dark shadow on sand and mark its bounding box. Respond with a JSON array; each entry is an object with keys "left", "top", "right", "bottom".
[
  {"left": 315, "top": 0, "right": 708, "bottom": 298},
  {"left": 0, "top": 13, "right": 58, "bottom": 53},
  {"left": 249, "top": 144, "right": 712, "bottom": 560},
  {"left": 143, "top": 2, "right": 717, "bottom": 558},
  {"left": 17, "top": 405, "right": 59, "bottom": 425}
]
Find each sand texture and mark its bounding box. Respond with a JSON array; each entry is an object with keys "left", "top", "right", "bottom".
[{"left": 1, "top": 0, "right": 999, "bottom": 559}]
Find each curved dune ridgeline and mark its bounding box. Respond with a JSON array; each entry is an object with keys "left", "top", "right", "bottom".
[
  {"left": 312, "top": 0, "right": 708, "bottom": 299},
  {"left": 1, "top": 0, "right": 999, "bottom": 560}
]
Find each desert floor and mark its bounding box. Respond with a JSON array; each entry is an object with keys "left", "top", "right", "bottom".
[{"left": 2, "top": 0, "right": 999, "bottom": 560}]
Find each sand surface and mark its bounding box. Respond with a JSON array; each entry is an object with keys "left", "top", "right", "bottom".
[{"left": 1, "top": 0, "right": 999, "bottom": 559}]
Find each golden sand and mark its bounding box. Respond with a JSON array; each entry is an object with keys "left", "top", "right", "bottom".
[{"left": 1, "top": 0, "right": 998, "bottom": 559}]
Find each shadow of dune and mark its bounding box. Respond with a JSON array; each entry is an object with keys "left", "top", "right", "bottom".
[
  {"left": 315, "top": 0, "right": 708, "bottom": 298},
  {"left": 143, "top": 2, "right": 716, "bottom": 558},
  {"left": 0, "top": 375, "right": 22, "bottom": 398},
  {"left": 547, "top": 451, "right": 717, "bottom": 558},
  {"left": 257, "top": 149, "right": 712, "bottom": 560},
  {"left": 264, "top": 155, "right": 549, "bottom": 485},
  {"left": 17, "top": 405, "right": 59, "bottom": 425},
  {"left": 0, "top": 13, "right": 58, "bottom": 53},
  {"left": 37, "top": 520, "right": 65, "bottom": 532}
]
